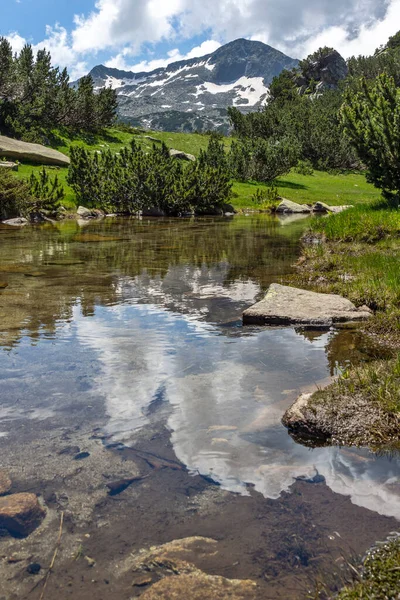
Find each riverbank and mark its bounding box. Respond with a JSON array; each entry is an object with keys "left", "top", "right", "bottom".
[{"left": 284, "top": 201, "right": 400, "bottom": 454}]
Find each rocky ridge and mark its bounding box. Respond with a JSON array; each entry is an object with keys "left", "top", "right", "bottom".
[{"left": 86, "top": 39, "right": 298, "bottom": 133}]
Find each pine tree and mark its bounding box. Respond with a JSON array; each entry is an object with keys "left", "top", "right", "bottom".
[
  {"left": 96, "top": 87, "right": 118, "bottom": 128},
  {"left": 74, "top": 75, "right": 97, "bottom": 131},
  {"left": 341, "top": 73, "right": 400, "bottom": 206}
]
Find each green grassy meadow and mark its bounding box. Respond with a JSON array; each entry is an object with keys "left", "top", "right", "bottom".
[{"left": 12, "top": 127, "right": 381, "bottom": 211}]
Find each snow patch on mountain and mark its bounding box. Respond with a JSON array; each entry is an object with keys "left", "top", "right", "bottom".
[
  {"left": 85, "top": 39, "right": 298, "bottom": 132},
  {"left": 193, "top": 76, "right": 269, "bottom": 106}
]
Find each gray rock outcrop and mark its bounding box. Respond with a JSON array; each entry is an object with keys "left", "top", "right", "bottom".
[
  {"left": 313, "top": 201, "right": 352, "bottom": 214},
  {"left": 169, "top": 149, "right": 196, "bottom": 161},
  {"left": 77, "top": 206, "right": 104, "bottom": 219},
  {"left": 243, "top": 283, "right": 372, "bottom": 326},
  {"left": 0, "top": 161, "right": 18, "bottom": 171},
  {"left": 0, "top": 135, "right": 70, "bottom": 167},
  {"left": 295, "top": 49, "right": 348, "bottom": 94},
  {"left": 276, "top": 199, "right": 312, "bottom": 214}
]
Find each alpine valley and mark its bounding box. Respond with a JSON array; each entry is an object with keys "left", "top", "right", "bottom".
[{"left": 86, "top": 39, "right": 299, "bottom": 132}]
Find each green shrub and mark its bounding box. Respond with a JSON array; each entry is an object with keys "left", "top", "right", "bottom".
[
  {"left": 251, "top": 185, "right": 280, "bottom": 210},
  {"left": 0, "top": 168, "right": 31, "bottom": 219},
  {"left": 67, "top": 138, "right": 232, "bottom": 215},
  {"left": 294, "top": 160, "right": 314, "bottom": 175},
  {"left": 29, "top": 167, "right": 65, "bottom": 213},
  {"left": 229, "top": 137, "right": 300, "bottom": 182}
]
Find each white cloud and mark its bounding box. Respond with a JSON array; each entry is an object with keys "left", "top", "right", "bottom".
[
  {"left": 6, "top": 32, "right": 26, "bottom": 54},
  {"left": 6, "top": 25, "right": 88, "bottom": 80},
  {"left": 5, "top": 0, "right": 400, "bottom": 79},
  {"left": 299, "top": 0, "right": 400, "bottom": 58},
  {"left": 72, "top": 0, "right": 184, "bottom": 54}
]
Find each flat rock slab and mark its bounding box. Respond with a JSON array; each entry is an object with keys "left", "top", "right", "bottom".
[
  {"left": 0, "top": 135, "right": 70, "bottom": 167},
  {"left": 0, "top": 493, "right": 46, "bottom": 537},
  {"left": 243, "top": 283, "right": 372, "bottom": 326}
]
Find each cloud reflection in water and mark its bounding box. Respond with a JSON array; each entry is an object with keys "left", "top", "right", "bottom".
[{"left": 77, "top": 296, "right": 400, "bottom": 521}]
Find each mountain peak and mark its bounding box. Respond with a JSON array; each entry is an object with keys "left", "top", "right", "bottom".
[{"left": 87, "top": 38, "right": 298, "bottom": 133}]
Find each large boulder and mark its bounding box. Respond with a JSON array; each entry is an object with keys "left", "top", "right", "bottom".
[
  {"left": 276, "top": 199, "right": 312, "bottom": 214},
  {"left": 169, "top": 148, "right": 196, "bottom": 162},
  {"left": 243, "top": 283, "right": 372, "bottom": 326},
  {"left": 142, "top": 207, "right": 166, "bottom": 217},
  {"left": 0, "top": 493, "right": 46, "bottom": 537},
  {"left": 0, "top": 135, "right": 70, "bottom": 167}
]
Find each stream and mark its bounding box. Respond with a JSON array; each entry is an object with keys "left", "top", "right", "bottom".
[{"left": 0, "top": 214, "right": 399, "bottom": 598}]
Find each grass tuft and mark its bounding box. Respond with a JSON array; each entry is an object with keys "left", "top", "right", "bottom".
[
  {"left": 311, "top": 202, "right": 400, "bottom": 242},
  {"left": 336, "top": 536, "right": 400, "bottom": 599}
]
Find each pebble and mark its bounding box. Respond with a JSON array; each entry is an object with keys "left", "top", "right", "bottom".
[
  {"left": 74, "top": 451, "right": 90, "bottom": 461},
  {"left": 27, "top": 563, "right": 41, "bottom": 575}
]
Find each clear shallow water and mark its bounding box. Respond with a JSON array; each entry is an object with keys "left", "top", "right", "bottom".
[{"left": 0, "top": 215, "right": 399, "bottom": 519}]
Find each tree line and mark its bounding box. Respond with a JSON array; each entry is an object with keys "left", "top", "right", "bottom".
[
  {"left": 227, "top": 30, "right": 400, "bottom": 187},
  {"left": 0, "top": 38, "right": 117, "bottom": 141}
]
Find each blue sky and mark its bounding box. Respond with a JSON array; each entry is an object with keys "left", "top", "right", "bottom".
[{"left": 2, "top": 0, "right": 400, "bottom": 79}]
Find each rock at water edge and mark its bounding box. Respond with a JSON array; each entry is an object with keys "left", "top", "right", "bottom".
[
  {"left": 276, "top": 199, "right": 312, "bottom": 214},
  {"left": 243, "top": 283, "right": 372, "bottom": 326}
]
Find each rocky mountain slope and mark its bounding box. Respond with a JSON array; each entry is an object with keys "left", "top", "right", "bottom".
[{"left": 88, "top": 39, "right": 298, "bottom": 132}]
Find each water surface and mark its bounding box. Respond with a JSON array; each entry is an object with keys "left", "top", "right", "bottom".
[{"left": 0, "top": 215, "right": 399, "bottom": 521}]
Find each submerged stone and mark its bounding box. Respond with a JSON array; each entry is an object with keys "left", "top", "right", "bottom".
[
  {"left": 0, "top": 470, "right": 12, "bottom": 496},
  {"left": 140, "top": 571, "right": 257, "bottom": 599},
  {"left": 73, "top": 234, "right": 122, "bottom": 243},
  {"left": 243, "top": 283, "right": 372, "bottom": 326},
  {"left": 128, "top": 537, "right": 257, "bottom": 599},
  {"left": 0, "top": 493, "right": 46, "bottom": 537}
]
